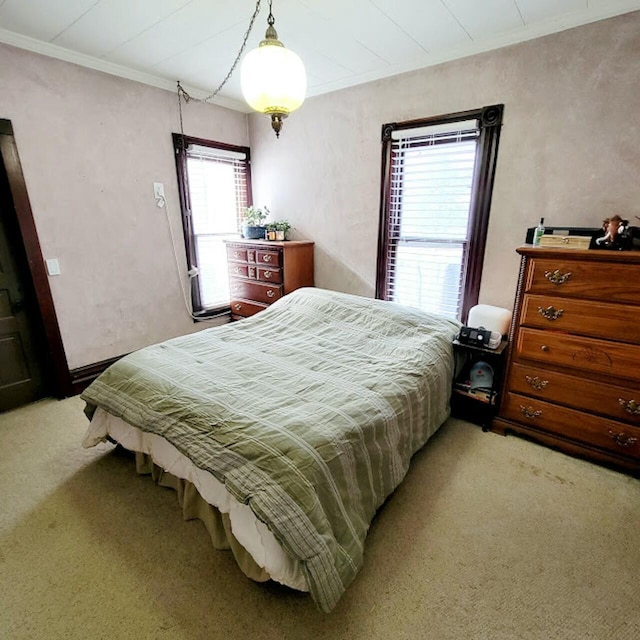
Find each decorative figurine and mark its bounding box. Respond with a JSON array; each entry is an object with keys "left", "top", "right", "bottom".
[{"left": 590, "top": 215, "right": 633, "bottom": 250}]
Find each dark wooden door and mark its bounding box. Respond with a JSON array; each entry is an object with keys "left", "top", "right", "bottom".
[{"left": 0, "top": 162, "right": 49, "bottom": 412}]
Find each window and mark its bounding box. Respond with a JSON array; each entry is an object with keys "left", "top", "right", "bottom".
[
  {"left": 173, "top": 134, "right": 252, "bottom": 316},
  {"left": 376, "top": 105, "right": 503, "bottom": 322}
]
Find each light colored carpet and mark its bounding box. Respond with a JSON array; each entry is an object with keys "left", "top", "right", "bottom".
[{"left": 0, "top": 396, "right": 638, "bottom": 640}]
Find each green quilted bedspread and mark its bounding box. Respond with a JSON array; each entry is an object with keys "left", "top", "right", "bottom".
[{"left": 82, "top": 287, "right": 460, "bottom": 611}]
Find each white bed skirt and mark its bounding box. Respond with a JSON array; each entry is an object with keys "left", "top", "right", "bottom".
[{"left": 83, "top": 407, "right": 308, "bottom": 592}]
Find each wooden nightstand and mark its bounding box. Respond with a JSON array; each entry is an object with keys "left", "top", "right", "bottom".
[{"left": 450, "top": 338, "right": 508, "bottom": 430}]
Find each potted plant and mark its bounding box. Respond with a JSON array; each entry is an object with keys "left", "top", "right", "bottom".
[
  {"left": 274, "top": 220, "right": 292, "bottom": 241},
  {"left": 242, "top": 205, "right": 270, "bottom": 239},
  {"left": 264, "top": 222, "right": 278, "bottom": 241}
]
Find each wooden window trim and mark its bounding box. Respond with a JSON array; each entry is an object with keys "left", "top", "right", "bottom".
[
  {"left": 172, "top": 133, "right": 253, "bottom": 318},
  {"left": 376, "top": 105, "right": 503, "bottom": 322}
]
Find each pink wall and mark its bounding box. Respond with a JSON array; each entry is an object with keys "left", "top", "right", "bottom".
[
  {"left": 0, "top": 43, "right": 248, "bottom": 369},
  {"left": 248, "top": 11, "right": 640, "bottom": 311},
  {"left": 2, "top": 11, "right": 640, "bottom": 369}
]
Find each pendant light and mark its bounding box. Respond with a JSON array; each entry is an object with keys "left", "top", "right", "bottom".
[{"left": 240, "top": 0, "right": 306, "bottom": 138}]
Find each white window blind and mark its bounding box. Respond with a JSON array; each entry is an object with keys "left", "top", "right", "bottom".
[
  {"left": 384, "top": 120, "right": 480, "bottom": 319},
  {"left": 185, "top": 144, "right": 249, "bottom": 310}
]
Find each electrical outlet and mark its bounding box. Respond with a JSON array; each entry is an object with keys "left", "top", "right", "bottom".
[{"left": 153, "top": 182, "right": 165, "bottom": 198}]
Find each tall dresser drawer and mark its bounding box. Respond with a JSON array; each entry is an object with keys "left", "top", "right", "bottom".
[
  {"left": 226, "top": 246, "right": 248, "bottom": 262},
  {"left": 256, "top": 250, "right": 281, "bottom": 267},
  {"left": 257, "top": 266, "right": 282, "bottom": 283},
  {"left": 229, "top": 279, "right": 282, "bottom": 305},
  {"left": 230, "top": 299, "right": 268, "bottom": 318},
  {"left": 521, "top": 294, "right": 640, "bottom": 344},
  {"left": 508, "top": 362, "right": 640, "bottom": 426},
  {"left": 525, "top": 257, "right": 640, "bottom": 304},
  {"left": 516, "top": 327, "right": 640, "bottom": 382},
  {"left": 228, "top": 263, "right": 250, "bottom": 279},
  {"left": 502, "top": 392, "right": 640, "bottom": 461}
]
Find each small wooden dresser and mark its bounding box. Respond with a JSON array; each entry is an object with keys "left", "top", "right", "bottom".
[
  {"left": 225, "top": 239, "right": 314, "bottom": 320},
  {"left": 493, "top": 246, "right": 640, "bottom": 475}
]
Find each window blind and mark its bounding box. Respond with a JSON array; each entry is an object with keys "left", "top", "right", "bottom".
[
  {"left": 185, "top": 144, "right": 249, "bottom": 310},
  {"left": 383, "top": 120, "right": 480, "bottom": 319}
]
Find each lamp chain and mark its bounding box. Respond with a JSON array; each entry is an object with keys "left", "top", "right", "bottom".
[{"left": 177, "top": 0, "right": 263, "bottom": 107}]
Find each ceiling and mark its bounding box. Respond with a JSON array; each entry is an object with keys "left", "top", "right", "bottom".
[{"left": 1, "top": 0, "right": 639, "bottom": 112}]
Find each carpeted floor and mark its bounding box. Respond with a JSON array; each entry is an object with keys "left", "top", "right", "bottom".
[{"left": 0, "top": 396, "right": 638, "bottom": 640}]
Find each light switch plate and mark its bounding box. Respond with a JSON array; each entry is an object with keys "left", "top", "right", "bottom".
[
  {"left": 46, "top": 258, "right": 61, "bottom": 276},
  {"left": 153, "top": 182, "right": 165, "bottom": 198}
]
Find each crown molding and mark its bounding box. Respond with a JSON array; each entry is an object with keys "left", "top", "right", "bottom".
[{"left": 0, "top": 27, "right": 251, "bottom": 113}]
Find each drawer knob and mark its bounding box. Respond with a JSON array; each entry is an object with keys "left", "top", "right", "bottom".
[
  {"left": 618, "top": 398, "right": 640, "bottom": 416},
  {"left": 264, "top": 270, "right": 272, "bottom": 279},
  {"left": 540, "top": 345, "right": 549, "bottom": 352},
  {"left": 263, "top": 255, "right": 272, "bottom": 263},
  {"left": 525, "top": 375, "right": 549, "bottom": 390},
  {"left": 234, "top": 303, "right": 242, "bottom": 311},
  {"left": 608, "top": 430, "right": 638, "bottom": 448},
  {"left": 537, "top": 305, "right": 564, "bottom": 321},
  {"left": 266, "top": 289, "right": 275, "bottom": 298},
  {"left": 520, "top": 405, "right": 542, "bottom": 419},
  {"left": 234, "top": 251, "right": 240, "bottom": 258},
  {"left": 544, "top": 269, "right": 571, "bottom": 285},
  {"left": 234, "top": 267, "right": 242, "bottom": 274}
]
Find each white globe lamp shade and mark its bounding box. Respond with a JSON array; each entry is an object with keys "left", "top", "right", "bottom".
[{"left": 241, "top": 32, "right": 306, "bottom": 137}]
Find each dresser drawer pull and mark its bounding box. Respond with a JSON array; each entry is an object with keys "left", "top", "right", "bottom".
[
  {"left": 234, "top": 267, "right": 242, "bottom": 274},
  {"left": 537, "top": 305, "right": 564, "bottom": 321},
  {"left": 264, "top": 270, "right": 272, "bottom": 279},
  {"left": 608, "top": 430, "right": 638, "bottom": 448},
  {"left": 525, "top": 375, "right": 549, "bottom": 390},
  {"left": 544, "top": 269, "right": 572, "bottom": 285},
  {"left": 266, "top": 289, "right": 275, "bottom": 298},
  {"left": 263, "top": 254, "right": 273, "bottom": 263},
  {"left": 618, "top": 399, "right": 640, "bottom": 415},
  {"left": 234, "top": 303, "right": 242, "bottom": 311},
  {"left": 540, "top": 345, "right": 549, "bottom": 352},
  {"left": 233, "top": 251, "right": 240, "bottom": 259},
  {"left": 520, "top": 405, "right": 542, "bottom": 419}
]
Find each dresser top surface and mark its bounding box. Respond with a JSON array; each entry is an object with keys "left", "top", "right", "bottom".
[
  {"left": 225, "top": 239, "right": 314, "bottom": 248},
  {"left": 517, "top": 244, "right": 640, "bottom": 264}
]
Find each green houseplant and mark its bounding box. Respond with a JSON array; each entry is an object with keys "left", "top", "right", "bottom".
[
  {"left": 274, "top": 220, "right": 292, "bottom": 240},
  {"left": 242, "top": 205, "right": 270, "bottom": 239}
]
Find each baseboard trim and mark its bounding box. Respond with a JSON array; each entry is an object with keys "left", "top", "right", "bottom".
[{"left": 69, "top": 354, "right": 125, "bottom": 395}]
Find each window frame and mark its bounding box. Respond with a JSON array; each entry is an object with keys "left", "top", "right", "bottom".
[
  {"left": 375, "top": 105, "right": 503, "bottom": 322},
  {"left": 172, "top": 133, "right": 253, "bottom": 318}
]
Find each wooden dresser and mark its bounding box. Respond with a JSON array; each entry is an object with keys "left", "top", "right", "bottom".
[
  {"left": 493, "top": 246, "right": 640, "bottom": 475},
  {"left": 225, "top": 239, "right": 314, "bottom": 320}
]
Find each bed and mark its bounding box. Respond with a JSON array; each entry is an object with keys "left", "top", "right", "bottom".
[{"left": 81, "top": 287, "right": 460, "bottom": 611}]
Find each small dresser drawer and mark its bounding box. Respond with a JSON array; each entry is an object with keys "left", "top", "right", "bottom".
[
  {"left": 516, "top": 327, "right": 640, "bottom": 382},
  {"left": 521, "top": 294, "right": 640, "bottom": 344},
  {"left": 230, "top": 299, "right": 268, "bottom": 318},
  {"left": 228, "top": 263, "right": 250, "bottom": 278},
  {"left": 256, "top": 266, "right": 282, "bottom": 284},
  {"left": 525, "top": 257, "right": 640, "bottom": 304},
  {"left": 503, "top": 392, "right": 640, "bottom": 461},
  {"left": 508, "top": 362, "right": 640, "bottom": 426},
  {"left": 256, "top": 250, "right": 281, "bottom": 267},
  {"left": 229, "top": 279, "right": 282, "bottom": 305},
  {"left": 227, "top": 246, "right": 248, "bottom": 262}
]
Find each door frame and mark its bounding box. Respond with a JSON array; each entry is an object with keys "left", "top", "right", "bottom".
[{"left": 0, "top": 119, "right": 71, "bottom": 397}]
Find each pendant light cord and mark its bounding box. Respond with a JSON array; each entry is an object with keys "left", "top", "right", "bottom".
[{"left": 177, "top": 0, "right": 263, "bottom": 107}]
